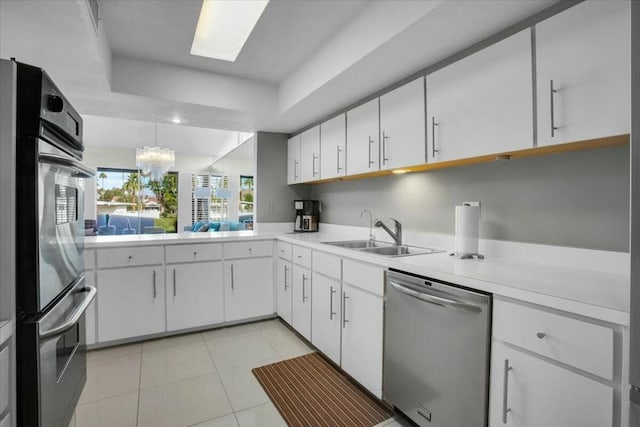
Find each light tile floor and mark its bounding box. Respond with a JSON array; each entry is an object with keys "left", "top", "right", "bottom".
[{"left": 69, "top": 318, "right": 410, "bottom": 427}]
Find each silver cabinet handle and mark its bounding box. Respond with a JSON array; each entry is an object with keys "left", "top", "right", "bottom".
[
  {"left": 152, "top": 270, "right": 157, "bottom": 299},
  {"left": 431, "top": 116, "right": 439, "bottom": 158},
  {"left": 302, "top": 274, "right": 308, "bottom": 302},
  {"left": 536, "top": 332, "right": 546, "bottom": 339},
  {"left": 294, "top": 159, "right": 299, "bottom": 180},
  {"left": 336, "top": 145, "right": 342, "bottom": 172},
  {"left": 128, "top": 255, "right": 133, "bottom": 263},
  {"left": 230, "top": 264, "right": 235, "bottom": 290},
  {"left": 173, "top": 268, "right": 177, "bottom": 297},
  {"left": 502, "top": 359, "right": 513, "bottom": 424},
  {"left": 193, "top": 251, "right": 197, "bottom": 259},
  {"left": 550, "top": 79, "right": 558, "bottom": 137},
  {"left": 284, "top": 265, "right": 289, "bottom": 291},
  {"left": 342, "top": 292, "right": 349, "bottom": 328},
  {"left": 389, "top": 281, "right": 482, "bottom": 313},
  {"left": 330, "top": 286, "right": 337, "bottom": 320},
  {"left": 368, "top": 136, "right": 374, "bottom": 166},
  {"left": 382, "top": 131, "right": 389, "bottom": 165},
  {"left": 312, "top": 153, "right": 318, "bottom": 176}
]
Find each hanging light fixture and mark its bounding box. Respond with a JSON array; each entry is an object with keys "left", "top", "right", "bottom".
[{"left": 136, "top": 122, "right": 175, "bottom": 182}]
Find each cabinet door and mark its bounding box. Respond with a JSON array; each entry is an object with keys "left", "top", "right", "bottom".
[
  {"left": 341, "top": 284, "right": 383, "bottom": 398},
  {"left": 276, "top": 259, "right": 292, "bottom": 325},
  {"left": 287, "top": 135, "right": 301, "bottom": 184},
  {"left": 97, "top": 266, "right": 165, "bottom": 342},
  {"left": 300, "top": 126, "right": 321, "bottom": 182},
  {"left": 224, "top": 258, "right": 274, "bottom": 322},
  {"left": 346, "top": 98, "right": 379, "bottom": 175},
  {"left": 426, "top": 29, "right": 533, "bottom": 163},
  {"left": 380, "top": 77, "right": 426, "bottom": 170},
  {"left": 291, "top": 264, "right": 312, "bottom": 341},
  {"left": 489, "top": 341, "right": 613, "bottom": 427},
  {"left": 311, "top": 273, "right": 341, "bottom": 365},
  {"left": 536, "top": 0, "right": 630, "bottom": 146},
  {"left": 320, "top": 114, "right": 346, "bottom": 179},
  {"left": 166, "top": 262, "right": 224, "bottom": 331}
]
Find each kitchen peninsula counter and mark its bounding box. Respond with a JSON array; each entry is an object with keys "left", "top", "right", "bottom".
[{"left": 84, "top": 230, "right": 630, "bottom": 325}]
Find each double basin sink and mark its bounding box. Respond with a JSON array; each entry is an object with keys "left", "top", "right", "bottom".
[{"left": 322, "top": 239, "right": 444, "bottom": 258}]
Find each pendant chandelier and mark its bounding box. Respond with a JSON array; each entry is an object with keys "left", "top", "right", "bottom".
[{"left": 136, "top": 122, "right": 175, "bottom": 182}]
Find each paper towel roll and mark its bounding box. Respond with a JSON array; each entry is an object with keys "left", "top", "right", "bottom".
[{"left": 455, "top": 205, "right": 480, "bottom": 256}]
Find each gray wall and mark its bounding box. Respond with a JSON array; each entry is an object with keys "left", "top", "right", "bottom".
[
  {"left": 310, "top": 145, "right": 629, "bottom": 252},
  {"left": 255, "top": 132, "right": 310, "bottom": 223}
]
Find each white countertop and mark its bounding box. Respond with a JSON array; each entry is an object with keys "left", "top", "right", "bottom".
[
  {"left": 84, "top": 231, "right": 275, "bottom": 248},
  {"left": 84, "top": 230, "right": 630, "bottom": 325},
  {"left": 279, "top": 233, "right": 630, "bottom": 326}
]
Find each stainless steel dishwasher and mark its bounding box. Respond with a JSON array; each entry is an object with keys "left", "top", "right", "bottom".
[{"left": 383, "top": 269, "right": 492, "bottom": 427}]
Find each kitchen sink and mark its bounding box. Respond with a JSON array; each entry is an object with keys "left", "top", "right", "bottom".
[
  {"left": 359, "top": 245, "right": 445, "bottom": 257},
  {"left": 322, "top": 239, "right": 392, "bottom": 249},
  {"left": 322, "top": 240, "right": 444, "bottom": 257}
]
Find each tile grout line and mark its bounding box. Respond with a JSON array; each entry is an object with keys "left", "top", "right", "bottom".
[
  {"left": 201, "top": 330, "right": 240, "bottom": 427},
  {"left": 136, "top": 347, "right": 143, "bottom": 427}
]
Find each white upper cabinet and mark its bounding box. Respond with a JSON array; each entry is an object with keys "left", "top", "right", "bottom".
[
  {"left": 346, "top": 98, "right": 379, "bottom": 175},
  {"left": 320, "top": 114, "right": 346, "bottom": 180},
  {"left": 300, "top": 126, "right": 321, "bottom": 182},
  {"left": 287, "top": 135, "right": 301, "bottom": 184},
  {"left": 535, "top": 0, "right": 630, "bottom": 146},
  {"left": 426, "top": 29, "right": 534, "bottom": 163},
  {"left": 379, "top": 77, "right": 426, "bottom": 170}
]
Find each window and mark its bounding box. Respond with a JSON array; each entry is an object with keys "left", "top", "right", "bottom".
[
  {"left": 239, "top": 175, "right": 254, "bottom": 229},
  {"left": 94, "top": 168, "right": 178, "bottom": 235}
]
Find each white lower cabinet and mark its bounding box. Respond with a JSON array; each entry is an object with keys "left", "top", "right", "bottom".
[
  {"left": 97, "top": 266, "right": 166, "bottom": 342},
  {"left": 340, "top": 282, "right": 384, "bottom": 398},
  {"left": 489, "top": 341, "right": 613, "bottom": 427},
  {"left": 83, "top": 270, "right": 97, "bottom": 346},
  {"left": 276, "top": 258, "right": 293, "bottom": 325},
  {"left": 166, "top": 262, "right": 224, "bottom": 331},
  {"left": 311, "top": 273, "right": 341, "bottom": 364},
  {"left": 291, "top": 264, "right": 312, "bottom": 341},
  {"left": 224, "top": 257, "right": 274, "bottom": 322}
]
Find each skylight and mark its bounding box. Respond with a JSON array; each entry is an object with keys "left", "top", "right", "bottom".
[{"left": 190, "top": 0, "right": 269, "bottom": 62}]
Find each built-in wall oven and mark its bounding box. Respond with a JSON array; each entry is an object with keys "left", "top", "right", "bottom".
[{"left": 14, "top": 61, "right": 96, "bottom": 427}]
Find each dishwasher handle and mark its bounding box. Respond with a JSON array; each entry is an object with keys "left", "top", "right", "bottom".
[{"left": 389, "top": 280, "right": 482, "bottom": 313}]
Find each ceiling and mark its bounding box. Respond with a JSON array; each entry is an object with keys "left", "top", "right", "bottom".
[
  {"left": 0, "top": 0, "right": 562, "bottom": 149},
  {"left": 101, "top": 0, "right": 369, "bottom": 84}
]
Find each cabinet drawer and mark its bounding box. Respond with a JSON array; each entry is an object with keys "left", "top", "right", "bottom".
[
  {"left": 343, "top": 259, "right": 384, "bottom": 297},
  {"left": 0, "top": 346, "right": 7, "bottom": 415},
  {"left": 166, "top": 243, "right": 222, "bottom": 263},
  {"left": 277, "top": 241, "right": 292, "bottom": 261},
  {"left": 312, "top": 251, "right": 341, "bottom": 280},
  {"left": 493, "top": 299, "right": 613, "bottom": 380},
  {"left": 224, "top": 240, "right": 273, "bottom": 259},
  {"left": 84, "top": 250, "right": 95, "bottom": 270},
  {"left": 97, "top": 246, "right": 163, "bottom": 269},
  {"left": 292, "top": 245, "right": 312, "bottom": 269}
]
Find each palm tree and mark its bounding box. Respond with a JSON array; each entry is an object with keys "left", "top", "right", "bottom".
[
  {"left": 98, "top": 172, "right": 107, "bottom": 189},
  {"left": 123, "top": 172, "right": 140, "bottom": 207}
]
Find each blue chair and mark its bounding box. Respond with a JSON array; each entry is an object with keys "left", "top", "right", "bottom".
[
  {"left": 97, "top": 225, "right": 116, "bottom": 235},
  {"left": 143, "top": 226, "right": 165, "bottom": 234},
  {"left": 122, "top": 228, "right": 137, "bottom": 235}
]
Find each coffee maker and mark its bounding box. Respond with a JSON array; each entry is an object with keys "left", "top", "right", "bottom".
[{"left": 294, "top": 200, "right": 321, "bottom": 232}]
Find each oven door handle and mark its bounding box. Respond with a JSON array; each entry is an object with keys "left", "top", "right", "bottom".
[
  {"left": 39, "top": 153, "right": 95, "bottom": 178},
  {"left": 388, "top": 281, "right": 482, "bottom": 313},
  {"left": 39, "top": 286, "right": 97, "bottom": 339}
]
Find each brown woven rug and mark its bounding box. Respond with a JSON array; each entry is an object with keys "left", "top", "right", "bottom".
[{"left": 252, "top": 352, "right": 392, "bottom": 427}]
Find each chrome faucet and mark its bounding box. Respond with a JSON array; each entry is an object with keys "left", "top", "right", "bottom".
[
  {"left": 374, "top": 217, "right": 402, "bottom": 246},
  {"left": 360, "top": 209, "right": 375, "bottom": 241}
]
